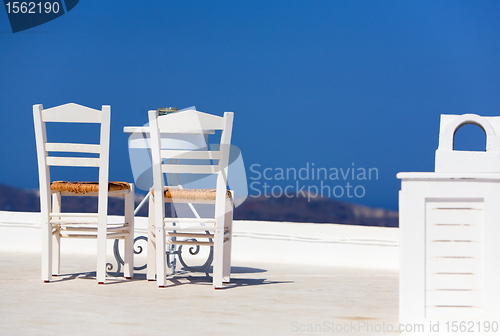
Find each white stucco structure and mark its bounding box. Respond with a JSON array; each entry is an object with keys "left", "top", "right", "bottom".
[{"left": 398, "top": 114, "right": 500, "bottom": 335}]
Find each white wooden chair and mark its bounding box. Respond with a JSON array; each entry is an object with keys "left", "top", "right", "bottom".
[
  {"left": 33, "top": 103, "right": 135, "bottom": 284},
  {"left": 147, "top": 109, "right": 234, "bottom": 289}
]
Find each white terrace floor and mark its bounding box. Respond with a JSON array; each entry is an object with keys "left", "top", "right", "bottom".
[{"left": 0, "top": 211, "right": 399, "bottom": 336}]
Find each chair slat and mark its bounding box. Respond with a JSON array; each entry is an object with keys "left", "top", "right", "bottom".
[
  {"left": 42, "top": 103, "right": 102, "bottom": 123},
  {"left": 50, "top": 213, "right": 98, "bottom": 217},
  {"left": 50, "top": 219, "right": 99, "bottom": 224},
  {"left": 60, "top": 234, "right": 98, "bottom": 239},
  {"left": 163, "top": 217, "right": 217, "bottom": 223},
  {"left": 167, "top": 240, "right": 214, "bottom": 246},
  {"left": 160, "top": 150, "right": 221, "bottom": 160},
  {"left": 161, "top": 164, "right": 219, "bottom": 174},
  {"left": 45, "top": 143, "right": 101, "bottom": 153},
  {"left": 167, "top": 232, "right": 215, "bottom": 238},
  {"left": 46, "top": 157, "right": 100, "bottom": 167}
]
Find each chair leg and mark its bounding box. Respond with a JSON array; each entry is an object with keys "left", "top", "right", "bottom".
[
  {"left": 147, "top": 191, "right": 156, "bottom": 281},
  {"left": 123, "top": 185, "right": 134, "bottom": 279},
  {"left": 41, "top": 208, "right": 52, "bottom": 283},
  {"left": 51, "top": 193, "right": 61, "bottom": 276},
  {"left": 213, "top": 218, "right": 224, "bottom": 289},
  {"left": 155, "top": 198, "right": 166, "bottom": 287},
  {"left": 96, "top": 209, "right": 107, "bottom": 284},
  {"left": 222, "top": 198, "right": 233, "bottom": 284}
]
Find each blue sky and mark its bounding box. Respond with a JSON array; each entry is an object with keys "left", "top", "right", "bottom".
[{"left": 1, "top": 1, "right": 500, "bottom": 211}]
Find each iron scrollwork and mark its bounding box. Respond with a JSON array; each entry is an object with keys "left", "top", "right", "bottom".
[
  {"left": 109, "top": 235, "right": 214, "bottom": 278},
  {"left": 106, "top": 236, "right": 148, "bottom": 276}
]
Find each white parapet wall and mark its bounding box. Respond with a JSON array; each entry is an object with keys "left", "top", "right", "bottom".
[
  {"left": 0, "top": 211, "right": 399, "bottom": 271},
  {"left": 232, "top": 221, "right": 398, "bottom": 270}
]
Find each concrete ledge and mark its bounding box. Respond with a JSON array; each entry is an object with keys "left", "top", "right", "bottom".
[{"left": 0, "top": 211, "right": 399, "bottom": 270}]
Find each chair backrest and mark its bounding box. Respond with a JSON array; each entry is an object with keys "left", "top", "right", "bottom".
[
  {"left": 148, "top": 109, "right": 234, "bottom": 202},
  {"left": 33, "top": 103, "right": 111, "bottom": 213}
]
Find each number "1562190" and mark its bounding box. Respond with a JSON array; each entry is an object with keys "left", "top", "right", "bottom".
[{"left": 5, "top": 2, "right": 61, "bottom": 14}]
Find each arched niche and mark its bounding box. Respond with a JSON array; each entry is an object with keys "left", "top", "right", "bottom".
[{"left": 453, "top": 122, "right": 487, "bottom": 152}]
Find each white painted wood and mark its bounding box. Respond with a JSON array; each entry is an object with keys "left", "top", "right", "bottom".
[
  {"left": 106, "top": 233, "right": 128, "bottom": 239},
  {"left": 50, "top": 213, "right": 99, "bottom": 217},
  {"left": 96, "top": 105, "right": 110, "bottom": 284},
  {"left": 147, "top": 189, "right": 156, "bottom": 281},
  {"left": 161, "top": 164, "right": 218, "bottom": 174},
  {"left": 148, "top": 110, "right": 167, "bottom": 287},
  {"left": 160, "top": 149, "right": 221, "bottom": 160},
  {"left": 163, "top": 217, "right": 216, "bottom": 223},
  {"left": 59, "top": 226, "right": 126, "bottom": 232},
  {"left": 426, "top": 306, "right": 484, "bottom": 320},
  {"left": 51, "top": 192, "right": 61, "bottom": 276},
  {"left": 49, "top": 219, "right": 99, "bottom": 224},
  {"left": 426, "top": 273, "right": 482, "bottom": 291},
  {"left": 426, "top": 290, "right": 483, "bottom": 307},
  {"left": 34, "top": 104, "right": 52, "bottom": 282},
  {"left": 167, "top": 232, "right": 215, "bottom": 238},
  {"left": 147, "top": 109, "right": 234, "bottom": 289},
  {"left": 164, "top": 225, "right": 216, "bottom": 231},
  {"left": 46, "top": 157, "right": 100, "bottom": 167},
  {"left": 398, "top": 187, "right": 426, "bottom": 324},
  {"left": 123, "top": 183, "right": 134, "bottom": 279},
  {"left": 427, "top": 257, "right": 482, "bottom": 275},
  {"left": 45, "top": 143, "right": 101, "bottom": 153},
  {"left": 124, "top": 126, "right": 215, "bottom": 135},
  {"left": 483, "top": 190, "right": 500, "bottom": 319},
  {"left": 156, "top": 109, "right": 225, "bottom": 132},
  {"left": 60, "top": 233, "right": 98, "bottom": 239},
  {"left": 33, "top": 103, "right": 134, "bottom": 284},
  {"left": 41, "top": 103, "right": 102, "bottom": 123},
  {"left": 167, "top": 240, "right": 214, "bottom": 246},
  {"left": 426, "top": 242, "right": 482, "bottom": 258},
  {"left": 426, "top": 208, "right": 482, "bottom": 226},
  {"left": 223, "top": 197, "right": 233, "bottom": 283},
  {"left": 427, "top": 225, "right": 482, "bottom": 242}
]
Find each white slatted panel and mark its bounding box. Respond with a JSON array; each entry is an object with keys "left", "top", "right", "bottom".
[
  {"left": 427, "top": 257, "right": 481, "bottom": 274},
  {"left": 426, "top": 306, "right": 484, "bottom": 320},
  {"left": 426, "top": 290, "right": 483, "bottom": 307},
  {"left": 425, "top": 200, "right": 484, "bottom": 319},
  {"left": 430, "top": 224, "right": 482, "bottom": 242},
  {"left": 427, "top": 207, "right": 482, "bottom": 225},
  {"left": 426, "top": 273, "right": 482, "bottom": 290},
  {"left": 427, "top": 242, "right": 482, "bottom": 258}
]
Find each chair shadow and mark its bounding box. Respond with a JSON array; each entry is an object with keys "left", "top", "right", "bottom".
[
  {"left": 47, "top": 266, "right": 294, "bottom": 289},
  {"left": 160, "top": 265, "right": 293, "bottom": 289},
  {"left": 49, "top": 271, "right": 148, "bottom": 285}
]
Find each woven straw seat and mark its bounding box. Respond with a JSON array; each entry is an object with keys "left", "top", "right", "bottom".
[
  {"left": 152, "top": 188, "right": 232, "bottom": 201},
  {"left": 51, "top": 181, "right": 131, "bottom": 194}
]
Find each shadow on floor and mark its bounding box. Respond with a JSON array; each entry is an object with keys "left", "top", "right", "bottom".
[{"left": 47, "top": 265, "right": 290, "bottom": 289}]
